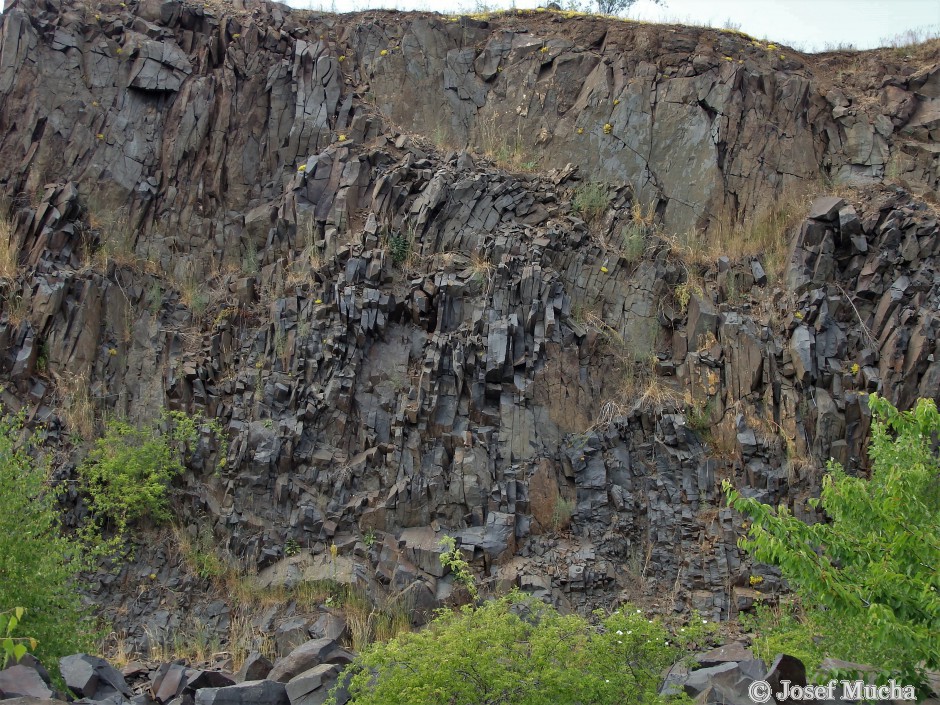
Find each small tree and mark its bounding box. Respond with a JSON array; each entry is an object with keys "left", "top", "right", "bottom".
[
  {"left": 725, "top": 394, "right": 940, "bottom": 689},
  {"left": 334, "top": 591, "right": 711, "bottom": 705},
  {"left": 595, "top": 0, "right": 664, "bottom": 15},
  {"left": 0, "top": 412, "right": 95, "bottom": 673}
]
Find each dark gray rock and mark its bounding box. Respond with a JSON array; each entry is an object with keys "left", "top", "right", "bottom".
[
  {"left": 808, "top": 196, "right": 846, "bottom": 222},
  {"left": 59, "top": 655, "right": 132, "bottom": 700},
  {"left": 275, "top": 619, "right": 313, "bottom": 657},
  {"left": 285, "top": 664, "right": 343, "bottom": 705},
  {"left": 267, "top": 640, "right": 353, "bottom": 684},
  {"left": 193, "top": 680, "right": 288, "bottom": 705},
  {"left": 234, "top": 654, "right": 273, "bottom": 684},
  {"left": 0, "top": 665, "right": 55, "bottom": 699}
]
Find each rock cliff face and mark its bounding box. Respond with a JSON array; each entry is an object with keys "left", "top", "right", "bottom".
[{"left": 0, "top": 0, "right": 938, "bottom": 654}]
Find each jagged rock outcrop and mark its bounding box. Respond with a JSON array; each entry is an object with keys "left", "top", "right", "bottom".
[{"left": 0, "top": 0, "right": 938, "bottom": 657}]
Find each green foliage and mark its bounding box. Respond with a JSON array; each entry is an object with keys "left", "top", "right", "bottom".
[
  {"left": 284, "top": 538, "right": 301, "bottom": 557},
  {"left": 388, "top": 232, "right": 411, "bottom": 267},
  {"left": 674, "top": 279, "right": 702, "bottom": 314},
  {"left": 571, "top": 182, "right": 608, "bottom": 223},
  {"left": 1, "top": 608, "right": 37, "bottom": 668},
  {"left": 621, "top": 222, "right": 647, "bottom": 262},
  {"left": 177, "top": 523, "right": 227, "bottom": 580},
  {"left": 725, "top": 394, "right": 940, "bottom": 690},
  {"left": 362, "top": 529, "right": 377, "bottom": 548},
  {"left": 78, "top": 410, "right": 227, "bottom": 551},
  {"left": 147, "top": 281, "right": 162, "bottom": 316},
  {"left": 438, "top": 536, "right": 478, "bottom": 601},
  {"left": 551, "top": 496, "right": 576, "bottom": 531},
  {"left": 739, "top": 601, "right": 824, "bottom": 672},
  {"left": 594, "top": 0, "right": 663, "bottom": 15},
  {"left": 335, "top": 592, "right": 708, "bottom": 705},
  {"left": 0, "top": 412, "right": 95, "bottom": 673}
]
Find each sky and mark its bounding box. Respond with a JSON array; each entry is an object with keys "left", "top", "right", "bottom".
[{"left": 283, "top": 0, "right": 940, "bottom": 52}]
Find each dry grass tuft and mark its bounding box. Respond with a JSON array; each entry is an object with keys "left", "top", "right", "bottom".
[
  {"left": 659, "top": 190, "right": 811, "bottom": 284},
  {"left": 55, "top": 372, "right": 96, "bottom": 439},
  {"left": 286, "top": 218, "right": 322, "bottom": 286},
  {"left": 344, "top": 588, "right": 412, "bottom": 653},
  {"left": 476, "top": 115, "right": 540, "bottom": 172},
  {"left": 0, "top": 209, "right": 17, "bottom": 280}
]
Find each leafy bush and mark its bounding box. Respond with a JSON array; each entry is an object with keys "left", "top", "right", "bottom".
[
  {"left": 334, "top": 591, "right": 711, "bottom": 705},
  {"left": 0, "top": 412, "right": 95, "bottom": 672},
  {"left": 725, "top": 394, "right": 940, "bottom": 690},
  {"left": 388, "top": 232, "right": 411, "bottom": 267},
  {"left": 437, "top": 536, "right": 477, "bottom": 601},
  {"left": 738, "top": 600, "right": 824, "bottom": 671},
  {"left": 1, "top": 608, "right": 36, "bottom": 668},
  {"left": 78, "top": 410, "right": 226, "bottom": 550}
]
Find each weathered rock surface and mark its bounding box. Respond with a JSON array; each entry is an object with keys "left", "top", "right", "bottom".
[
  {"left": 0, "top": 666, "right": 54, "bottom": 700},
  {"left": 59, "top": 655, "right": 132, "bottom": 701},
  {"left": 192, "top": 680, "right": 288, "bottom": 705},
  {"left": 0, "top": 0, "right": 938, "bottom": 660}
]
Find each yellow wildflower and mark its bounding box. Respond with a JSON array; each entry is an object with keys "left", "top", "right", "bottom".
[
  {"left": 380, "top": 49, "right": 388, "bottom": 56},
  {"left": 603, "top": 123, "right": 612, "bottom": 134},
  {"left": 600, "top": 266, "right": 609, "bottom": 273}
]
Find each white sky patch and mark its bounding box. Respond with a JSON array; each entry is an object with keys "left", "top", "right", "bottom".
[{"left": 282, "top": 0, "right": 939, "bottom": 52}]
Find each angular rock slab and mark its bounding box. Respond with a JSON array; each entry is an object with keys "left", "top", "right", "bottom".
[
  {"left": 285, "top": 664, "right": 345, "bottom": 705},
  {"left": 267, "top": 639, "right": 353, "bottom": 684},
  {"left": 59, "top": 654, "right": 133, "bottom": 700},
  {"left": 193, "top": 680, "right": 289, "bottom": 705},
  {"left": 0, "top": 664, "right": 55, "bottom": 699}
]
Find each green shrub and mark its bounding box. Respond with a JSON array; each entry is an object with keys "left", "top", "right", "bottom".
[
  {"left": 739, "top": 600, "right": 824, "bottom": 672},
  {"left": 334, "top": 592, "right": 710, "bottom": 705},
  {"left": 622, "top": 222, "right": 647, "bottom": 262},
  {"left": 571, "top": 182, "right": 608, "bottom": 223},
  {"left": 388, "top": 232, "right": 411, "bottom": 266},
  {"left": 551, "top": 496, "right": 576, "bottom": 531},
  {"left": 438, "top": 536, "right": 477, "bottom": 600},
  {"left": 725, "top": 394, "right": 940, "bottom": 691},
  {"left": 78, "top": 410, "right": 226, "bottom": 550},
  {"left": 0, "top": 411, "right": 95, "bottom": 674}
]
